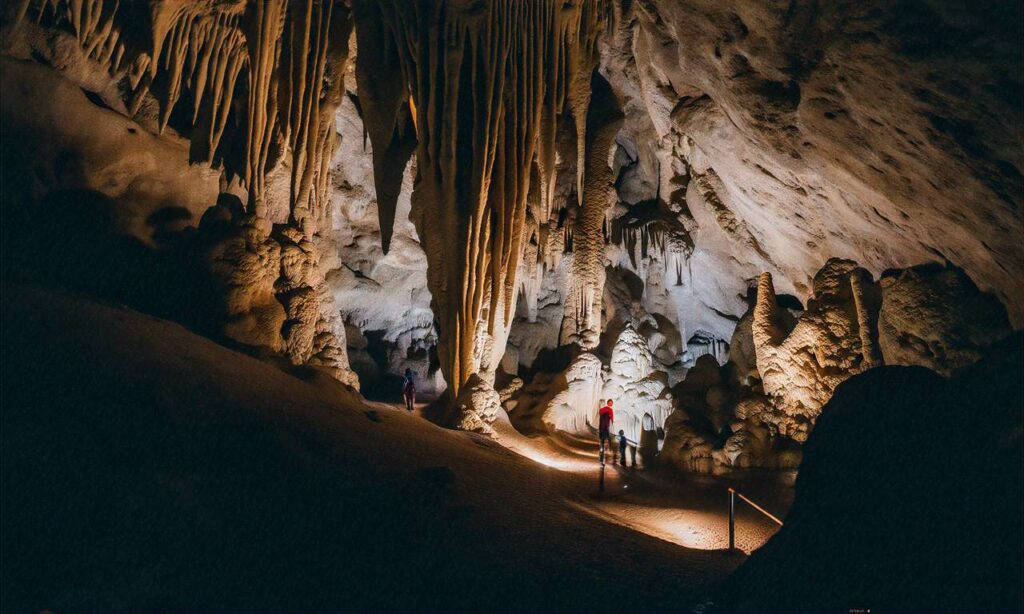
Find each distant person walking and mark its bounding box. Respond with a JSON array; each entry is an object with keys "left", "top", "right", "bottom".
[
  {"left": 402, "top": 368, "right": 416, "bottom": 412},
  {"left": 598, "top": 399, "right": 614, "bottom": 465},
  {"left": 617, "top": 430, "right": 628, "bottom": 466}
]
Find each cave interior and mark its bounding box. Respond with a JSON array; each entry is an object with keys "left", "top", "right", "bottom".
[{"left": 1, "top": 0, "right": 1022, "bottom": 611}]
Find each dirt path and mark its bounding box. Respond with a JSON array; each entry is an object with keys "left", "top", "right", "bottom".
[
  {"left": 382, "top": 397, "right": 793, "bottom": 554},
  {"left": 413, "top": 407, "right": 795, "bottom": 554}
]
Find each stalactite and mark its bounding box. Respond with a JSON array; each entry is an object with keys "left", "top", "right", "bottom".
[
  {"left": 17, "top": 1, "right": 358, "bottom": 380},
  {"left": 566, "top": 0, "right": 603, "bottom": 201},
  {"left": 352, "top": 0, "right": 417, "bottom": 254},
  {"left": 280, "top": 0, "right": 351, "bottom": 235},
  {"left": 356, "top": 0, "right": 606, "bottom": 398},
  {"left": 563, "top": 72, "right": 623, "bottom": 349},
  {"left": 20, "top": 0, "right": 349, "bottom": 229},
  {"left": 243, "top": 0, "right": 286, "bottom": 213}
]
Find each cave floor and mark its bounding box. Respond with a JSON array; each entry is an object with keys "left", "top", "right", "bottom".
[{"left": 1, "top": 282, "right": 791, "bottom": 611}]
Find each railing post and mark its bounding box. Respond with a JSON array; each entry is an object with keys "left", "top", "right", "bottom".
[{"left": 728, "top": 487, "right": 736, "bottom": 551}]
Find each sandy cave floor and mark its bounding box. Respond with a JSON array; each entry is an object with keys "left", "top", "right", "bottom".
[{"left": 1, "top": 281, "right": 792, "bottom": 610}]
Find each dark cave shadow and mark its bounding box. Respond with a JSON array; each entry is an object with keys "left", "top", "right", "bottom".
[{"left": 1, "top": 188, "right": 220, "bottom": 336}]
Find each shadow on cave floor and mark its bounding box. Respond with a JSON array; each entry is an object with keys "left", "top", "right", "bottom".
[{"left": 1, "top": 281, "right": 752, "bottom": 611}]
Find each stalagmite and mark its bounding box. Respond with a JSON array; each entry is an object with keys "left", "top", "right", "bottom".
[
  {"left": 751, "top": 260, "right": 879, "bottom": 440},
  {"left": 752, "top": 272, "right": 785, "bottom": 349},
  {"left": 601, "top": 323, "right": 673, "bottom": 442},
  {"left": 541, "top": 353, "right": 605, "bottom": 435},
  {"left": 849, "top": 271, "right": 882, "bottom": 369}
]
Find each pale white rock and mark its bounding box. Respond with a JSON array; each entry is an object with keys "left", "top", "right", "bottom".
[
  {"left": 541, "top": 353, "right": 605, "bottom": 436},
  {"left": 601, "top": 324, "right": 674, "bottom": 443}
]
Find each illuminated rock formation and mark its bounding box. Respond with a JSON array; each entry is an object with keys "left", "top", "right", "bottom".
[
  {"left": 600, "top": 324, "right": 673, "bottom": 443},
  {"left": 541, "top": 353, "right": 605, "bottom": 435},
  {"left": 661, "top": 409, "right": 716, "bottom": 474},
  {"left": 752, "top": 259, "right": 879, "bottom": 441},
  {"left": 625, "top": 0, "right": 1023, "bottom": 328},
  {"left": 355, "top": 0, "right": 609, "bottom": 399},
  {"left": 3, "top": 0, "right": 359, "bottom": 384},
  {"left": 328, "top": 85, "right": 440, "bottom": 397},
  {"left": 455, "top": 374, "right": 507, "bottom": 438},
  {"left": 201, "top": 211, "right": 285, "bottom": 353},
  {"left": 2, "top": 0, "right": 1020, "bottom": 444},
  {"left": 561, "top": 73, "right": 623, "bottom": 350}
]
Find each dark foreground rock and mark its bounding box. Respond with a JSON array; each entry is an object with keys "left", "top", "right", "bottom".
[{"left": 718, "top": 334, "right": 1023, "bottom": 611}]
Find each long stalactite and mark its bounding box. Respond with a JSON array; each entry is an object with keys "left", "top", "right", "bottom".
[
  {"left": 561, "top": 71, "right": 623, "bottom": 349},
  {"left": 355, "top": 0, "right": 607, "bottom": 398},
  {"left": 17, "top": 0, "right": 350, "bottom": 232}
]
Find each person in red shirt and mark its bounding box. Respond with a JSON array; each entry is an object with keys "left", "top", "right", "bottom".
[{"left": 598, "top": 399, "right": 614, "bottom": 466}]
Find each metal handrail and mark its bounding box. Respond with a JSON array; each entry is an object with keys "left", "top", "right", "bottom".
[{"left": 728, "top": 487, "right": 783, "bottom": 550}]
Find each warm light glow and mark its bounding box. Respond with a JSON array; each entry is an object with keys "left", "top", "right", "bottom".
[
  {"left": 572, "top": 502, "right": 725, "bottom": 550},
  {"left": 491, "top": 422, "right": 781, "bottom": 553}
]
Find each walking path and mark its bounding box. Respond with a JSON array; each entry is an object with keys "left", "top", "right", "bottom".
[{"left": 398, "top": 400, "right": 795, "bottom": 554}]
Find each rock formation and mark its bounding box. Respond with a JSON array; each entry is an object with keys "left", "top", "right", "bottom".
[
  {"left": 1, "top": 0, "right": 1020, "bottom": 454},
  {"left": 455, "top": 373, "right": 508, "bottom": 438},
  {"left": 720, "top": 335, "right": 1023, "bottom": 611},
  {"left": 751, "top": 259, "right": 879, "bottom": 440},
  {"left": 878, "top": 264, "right": 1012, "bottom": 376},
  {"left": 328, "top": 85, "right": 441, "bottom": 397},
  {"left": 561, "top": 73, "right": 623, "bottom": 350},
  {"left": 600, "top": 323, "right": 673, "bottom": 442},
  {"left": 354, "top": 0, "right": 611, "bottom": 400},
  {"left": 2, "top": 0, "right": 360, "bottom": 385},
  {"left": 540, "top": 352, "right": 605, "bottom": 435}
]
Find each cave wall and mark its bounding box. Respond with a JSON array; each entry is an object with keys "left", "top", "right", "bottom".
[
  {"left": 1, "top": 0, "right": 1020, "bottom": 445},
  {"left": 1, "top": 0, "right": 360, "bottom": 386},
  {"left": 329, "top": 81, "right": 442, "bottom": 399},
  {"left": 618, "top": 0, "right": 1023, "bottom": 326}
]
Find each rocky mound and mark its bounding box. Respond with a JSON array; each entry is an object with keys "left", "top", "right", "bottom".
[{"left": 718, "top": 334, "right": 1023, "bottom": 611}]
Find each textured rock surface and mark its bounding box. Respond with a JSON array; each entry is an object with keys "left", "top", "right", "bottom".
[
  {"left": 752, "top": 259, "right": 878, "bottom": 440},
  {"left": 1, "top": 0, "right": 360, "bottom": 386},
  {"left": 455, "top": 374, "right": 508, "bottom": 438},
  {"left": 355, "top": 0, "right": 611, "bottom": 398},
  {"left": 541, "top": 353, "right": 605, "bottom": 435},
  {"left": 600, "top": 324, "right": 673, "bottom": 442},
  {"left": 2, "top": 0, "right": 1020, "bottom": 454},
  {"left": 878, "top": 264, "right": 1012, "bottom": 376},
  {"left": 623, "top": 0, "right": 1023, "bottom": 328},
  {"left": 662, "top": 408, "right": 716, "bottom": 474},
  {"left": 328, "top": 85, "right": 440, "bottom": 397}
]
